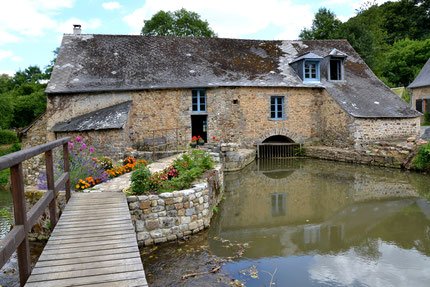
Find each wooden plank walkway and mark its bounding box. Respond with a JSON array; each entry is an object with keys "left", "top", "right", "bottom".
[{"left": 25, "top": 192, "right": 148, "bottom": 287}]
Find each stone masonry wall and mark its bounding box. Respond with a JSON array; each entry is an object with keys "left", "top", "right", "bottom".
[
  {"left": 351, "top": 117, "right": 420, "bottom": 147},
  {"left": 317, "top": 90, "right": 355, "bottom": 147},
  {"left": 410, "top": 86, "right": 430, "bottom": 110},
  {"left": 21, "top": 113, "right": 48, "bottom": 185},
  {"left": 127, "top": 164, "right": 223, "bottom": 246}
]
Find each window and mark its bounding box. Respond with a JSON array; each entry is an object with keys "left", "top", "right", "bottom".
[
  {"left": 270, "top": 96, "right": 284, "bottom": 119},
  {"left": 192, "top": 90, "right": 206, "bottom": 112},
  {"left": 416, "top": 99, "right": 423, "bottom": 113},
  {"left": 271, "top": 193, "right": 286, "bottom": 216},
  {"left": 329, "top": 58, "right": 343, "bottom": 81},
  {"left": 304, "top": 60, "right": 320, "bottom": 81}
]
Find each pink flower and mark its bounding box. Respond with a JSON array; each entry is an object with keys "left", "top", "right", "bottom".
[
  {"left": 79, "top": 148, "right": 82, "bottom": 151},
  {"left": 76, "top": 137, "right": 82, "bottom": 142},
  {"left": 82, "top": 143, "right": 86, "bottom": 148},
  {"left": 90, "top": 147, "right": 94, "bottom": 152}
]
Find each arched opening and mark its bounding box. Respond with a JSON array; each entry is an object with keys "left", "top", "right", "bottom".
[{"left": 262, "top": 135, "right": 294, "bottom": 144}]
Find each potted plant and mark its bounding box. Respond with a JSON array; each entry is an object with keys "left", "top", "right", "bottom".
[
  {"left": 190, "top": 136, "right": 197, "bottom": 148},
  {"left": 198, "top": 136, "right": 205, "bottom": 146}
]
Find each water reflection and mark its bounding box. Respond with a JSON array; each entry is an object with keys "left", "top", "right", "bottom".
[
  {"left": 209, "top": 159, "right": 430, "bottom": 286},
  {"left": 0, "top": 190, "right": 13, "bottom": 238}
]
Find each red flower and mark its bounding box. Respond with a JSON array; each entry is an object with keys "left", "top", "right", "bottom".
[{"left": 213, "top": 136, "right": 216, "bottom": 139}]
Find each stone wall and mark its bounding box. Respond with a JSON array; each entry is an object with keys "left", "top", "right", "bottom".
[
  {"left": 318, "top": 90, "right": 355, "bottom": 147},
  {"left": 21, "top": 113, "right": 48, "bottom": 185},
  {"left": 220, "top": 143, "right": 256, "bottom": 171},
  {"left": 127, "top": 164, "right": 223, "bottom": 246},
  {"left": 410, "top": 86, "right": 430, "bottom": 110},
  {"left": 351, "top": 117, "right": 420, "bottom": 147},
  {"left": 305, "top": 140, "right": 416, "bottom": 168}
]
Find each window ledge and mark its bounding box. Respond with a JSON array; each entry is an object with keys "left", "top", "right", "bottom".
[
  {"left": 269, "top": 118, "right": 285, "bottom": 121},
  {"left": 191, "top": 112, "right": 208, "bottom": 115}
]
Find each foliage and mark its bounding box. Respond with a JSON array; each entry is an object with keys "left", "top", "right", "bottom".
[
  {"left": 0, "top": 208, "right": 13, "bottom": 226},
  {"left": 294, "top": 147, "right": 305, "bottom": 157},
  {"left": 0, "top": 169, "right": 9, "bottom": 189},
  {"left": 381, "top": 38, "right": 430, "bottom": 87},
  {"left": 130, "top": 150, "right": 214, "bottom": 195},
  {"left": 0, "top": 142, "right": 21, "bottom": 157},
  {"left": 99, "top": 157, "right": 113, "bottom": 170},
  {"left": 0, "top": 130, "right": 18, "bottom": 145},
  {"left": 299, "top": 8, "right": 342, "bottom": 40},
  {"left": 392, "top": 87, "right": 410, "bottom": 103},
  {"left": 299, "top": 1, "right": 430, "bottom": 87},
  {"left": 413, "top": 142, "right": 430, "bottom": 171},
  {"left": 141, "top": 8, "right": 217, "bottom": 38},
  {"left": 123, "top": 157, "right": 136, "bottom": 166},
  {"left": 424, "top": 112, "right": 430, "bottom": 124}
]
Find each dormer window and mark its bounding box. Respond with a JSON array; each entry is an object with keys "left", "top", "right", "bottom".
[
  {"left": 289, "top": 52, "right": 323, "bottom": 83},
  {"left": 304, "top": 60, "right": 320, "bottom": 81},
  {"left": 327, "top": 49, "right": 347, "bottom": 81},
  {"left": 329, "top": 58, "right": 343, "bottom": 81}
]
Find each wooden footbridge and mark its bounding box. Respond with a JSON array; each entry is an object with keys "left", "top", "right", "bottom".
[{"left": 0, "top": 137, "right": 148, "bottom": 286}]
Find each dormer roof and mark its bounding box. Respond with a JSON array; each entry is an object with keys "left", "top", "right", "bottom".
[
  {"left": 289, "top": 52, "right": 323, "bottom": 64},
  {"left": 329, "top": 48, "right": 348, "bottom": 58}
]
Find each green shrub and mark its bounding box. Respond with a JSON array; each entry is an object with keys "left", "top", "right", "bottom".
[
  {"left": 0, "top": 130, "right": 18, "bottom": 145},
  {"left": 129, "top": 150, "right": 214, "bottom": 195},
  {"left": 424, "top": 112, "right": 430, "bottom": 124},
  {"left": 130, "top": 165, "right": 152, "bottom": 195},
  {"left": 413, "top": 142, "right": 430, "bottom": 171},
  {"left": 0, "top": 169, "right": 9, "bottom": 190}
]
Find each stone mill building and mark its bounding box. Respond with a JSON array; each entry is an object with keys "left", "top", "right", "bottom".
[{"left": 21, "top": 30, "right": 421, "bottom": 162}]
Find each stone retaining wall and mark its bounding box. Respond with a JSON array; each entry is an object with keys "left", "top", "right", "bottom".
[
  {"left": 305, "top": 141, "right": 416, "bottom": 168},
  {"left": 127, "top": 164, "right": 223, "bottom": 246},
  {"left": 221, "top": 143, "right": 256, "bottom": 171}
]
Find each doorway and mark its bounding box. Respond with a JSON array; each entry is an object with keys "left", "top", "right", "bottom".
[{"left": 191, "top": 115, "right": 207, "bottom": 142}]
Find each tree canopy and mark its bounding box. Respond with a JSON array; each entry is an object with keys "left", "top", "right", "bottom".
[
  {"left": 299, "top": 0, "right": 430, "bottom": 87},
  {"left": 141, "top": 8, "right": 217, "bottom": 37}
]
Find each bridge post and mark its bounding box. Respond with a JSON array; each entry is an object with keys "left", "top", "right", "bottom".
[
  {"left": 45, "top": 150, "right": 57, "bottom": 229},
  {"left": 10, "top": 163, "right": 31, "bottom": 286}
]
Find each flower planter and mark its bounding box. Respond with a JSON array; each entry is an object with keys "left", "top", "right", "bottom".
[
  {"left": 190, "top": 143, "right": 197, "bottom": 148},
  {"left": 198, "top": 142, "right": 204, "bottom": 146}
]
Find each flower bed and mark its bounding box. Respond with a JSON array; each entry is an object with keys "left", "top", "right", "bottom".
[
  {"left": 39, "top": 137, "right": 148, "bottom": 191},
  {"left": 129, "top": 150, "right": 214, "bottom": 195}
]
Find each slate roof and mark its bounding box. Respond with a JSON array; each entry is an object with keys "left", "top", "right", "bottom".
[
  {"left": 51, "top": 101, "right": 132, "bottom": 132},
  {"left": 408, "top": 57, "right": 430, "bottom": 89},
  {"left": 47, "top": 34, "right": 420, "bottom": 118}
]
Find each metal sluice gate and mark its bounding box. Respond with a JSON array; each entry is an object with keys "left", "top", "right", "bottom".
[{"left": 257, "top": 143, "right": 301, "bottom": 159}]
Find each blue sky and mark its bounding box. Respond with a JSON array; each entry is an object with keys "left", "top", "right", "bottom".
[{"left": 0, "top": 0, "right": 389, "bottom": 76}]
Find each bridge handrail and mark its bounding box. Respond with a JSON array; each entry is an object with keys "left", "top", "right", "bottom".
[{"left": 0, "top": 137, "right": 71, "bottom": 286}]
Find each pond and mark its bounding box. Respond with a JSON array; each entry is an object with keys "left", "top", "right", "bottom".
[{"left": 142, "top": 159, "right": 430, "bottom": 287}]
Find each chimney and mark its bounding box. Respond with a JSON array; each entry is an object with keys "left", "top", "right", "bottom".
[{"left": 73, "top": 24, "right": 81, "bottom": 35}]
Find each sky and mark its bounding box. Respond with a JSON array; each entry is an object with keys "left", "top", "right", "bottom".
[{"left": 0, "top": 0, "right": 390, "bottom": 76}]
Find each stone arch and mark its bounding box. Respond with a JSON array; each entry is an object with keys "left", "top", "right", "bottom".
[{"left": 256, "top": 128, "right": 303, "bottom": 144}]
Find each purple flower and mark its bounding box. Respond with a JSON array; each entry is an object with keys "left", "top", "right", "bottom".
[
  {"left": 90, "top": 147, "right": 94, "bottom": 152},
  {"left": 82, "top": 143, "right": 86, "bottom": 148},
  {"left": 76, "top": 137, "right": 82, "bottom": 142}
]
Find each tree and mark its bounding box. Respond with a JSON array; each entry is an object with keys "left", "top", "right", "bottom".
[
  {"left": 45, "top": 47, "right": 60, "bottom": 78},
  {"left": 299, "top": 8, "right": 342, "bottom": 40},
  {"left": 381, "top": 38, "right": 430, "bottom": 87},
  {"left": 141, "top": 8, "right": 217, "bottom": 37}
]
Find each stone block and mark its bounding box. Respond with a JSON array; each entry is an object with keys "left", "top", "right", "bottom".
[
  {"left": 185, "top": 208, "right": 195, "bottom": 216},
  {"left": 139, "top": 200, "right": 151, "bottom": 210},
  {"left": 167, "top": 210, "right": 178, "bottom": 217},
  {"left": 165, "top": 198, "right": 174, "bottom": 205},
  {"left": 196, "top": 192, "right": 202, "bottom": 198},
  {"left": 189, "top": 194, "right": 196, "bottom": 201},
  {"left": 127, "top": 196, "right": 137, "bottom": 202},
  {"left": 181, "top": 216, "right": 191, "bottom": 224},
  {"left": 175, "top": 203, "right": 183, "bottom": 210},
  {"left": 157, "top": 199, "right": 165, "bottom": 206},
  {"left": 149, "top": 195, "right": 158, "bottom": 201},
  {"left": 174, "top": 197, "right": 183, "bottom": 203},
  {"left": 150, "top": 230, "right": 163, "bottom": 239},
  {"left": 158, "top": 211, "right": 167, "bottom": 217},
  {"left": 188, "top": 222, "right": 198, "bottom": 230},
  {"left": 166, "top": 204, "right": 175, "bottom": 211},
  {"left": 160, "top": 217, "right": 176, "bottom": 228},
  {"left": 144, "top": 239, "right": 154, "bottom": 246},
  {"left": 184, "top": 230, "right": 192, "bottom": 236},
  {"left": 151, "top": 200, "right": 158, "bottom": 207},
  {"left": 137, "top": 195, "right": 148, "bottom": 201},
  {"left": 182, "top": 189, "right": 195, "bottom": 197},
  {"left": 151, "top": 206, "right": 164, "bottom": 212},
  {"left": 128, "top": 202, "right": 138, "bottom": 210},
  {"left": 159, "top": 192, "right": 173, "bottom": 198},
  {"left": 183, "top": 202, "right": 190, "bottom": 209},
  {"left": 191, "top": 215, "right": 198, "bottom": 222},
  {"left": 179, "top": 224, "right": 188, "bottom": 231},
  {"left": 146, "top": 219, "right": 159, "bottom": 231},
  {"left": 172, "top": 190, "right": 183, "bottom": 197},
  {"left": 143, "top": 208, "right": 151, "bottom": 214},
  {"left": 178, "top": 209, "right": 185, "bottom": 216},
  {"left": 135, "top": 220, "right": 145, "bottom": 232},
  {"left": 167, "top": 235, "right": 177, "bottom": 241},
  {"left": 137, "top": 231, "right": 150, "bottom": 241},
  {"left": 198, "top": 197, "right": 204, "bottom": 204},
  {"left": 154, "top": 237, "right": 167, "bottom": 244}
]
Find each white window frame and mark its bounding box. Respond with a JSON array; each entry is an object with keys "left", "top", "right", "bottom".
[{"left": 328, "top": 58, "right": 344, "bottom": 81}]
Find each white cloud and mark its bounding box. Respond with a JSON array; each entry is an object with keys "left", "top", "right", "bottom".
[
  {"left": 102, "top": 2, "right": 122, "bottom": 10},
  {"left": 12, "top": 56, "right": 24, "bottom": 62},
  {"left": 0, "top": 0, "right": 75, "bottom": 45},
  {"left": 56, "top": 18, "right": 102, "bottom": 34},
  {"left": 309, "top": 242, "right": 430, "bottom": 287},
  {"left": 0, "top": 70, "right": 16, "bottom": 77},
  {"left": 123, "top": 0, "right": 314, "bottom": 39},
  {"left": 0, "top": 50, "right": 13, "bottom": 61}
]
